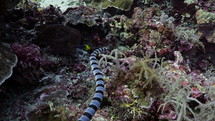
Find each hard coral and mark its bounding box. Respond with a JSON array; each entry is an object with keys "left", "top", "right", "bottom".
[
  {"left": 34, "top": 25, "right": 81, "bottom": 55},
  {"left": 0, "top": 42, "right": 17, "bottom": 85}
]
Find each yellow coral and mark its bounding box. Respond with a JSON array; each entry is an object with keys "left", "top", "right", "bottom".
[
  {"left": 131, "top": 58, "right": 159, "bottom": 88},
  {"left": 120, "top": 99, "right": 143, "bottom": 117}
]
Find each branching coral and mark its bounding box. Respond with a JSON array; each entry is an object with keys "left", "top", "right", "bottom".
[
  {"left": 159, "top": 12, "right": 204, "bottom": 54},
  {"left": 99, "top": 48, "right": 127, "bottom": 71},
  {"left": 103, "top": 53, "right": 163, "bottom": 120},
  {"left": 174, "top": 27, "right": 200, "bottom": 44},
  {"left": 160, "top": 12, "right": 201, "bottom": 44},
  {"left": 159, "top": 72, "right": 215, "bottom": 121},
  {"left": 118, "top": 99, "right": 145, "bottom": 120},
  {"left": 129, "top": 58, "right": 159, "bottom": 88},
  {"left": 158, "top": 51, "right": 215, "bottom": 121}
]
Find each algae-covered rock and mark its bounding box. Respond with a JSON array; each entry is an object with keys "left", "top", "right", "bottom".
[
  {"left": 184, "top": 0, "right": 196, "bottom": 5},
  {"left": 196, "top": 9, "right": 215, "bottom": 25},
  {"left": 0, "top": 42, "right": 17, "bottom": 85},
  {"left": 63, "top": 6, "right": 98, "bottom": 27},
  {"left": 41, "top": 90, "right": 69, "bottom": 104},
  {"left": 91, "top": 0, "right": 133, "bottom": 11},
  {"left": 27, "top": 104, "right": 62, "bottom": 121},
  {"left": 196, "top": 9, "right": 215, "bottom": 43}
]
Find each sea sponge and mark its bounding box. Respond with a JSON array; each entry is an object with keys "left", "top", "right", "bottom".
[{"left": 34, "top": 24, "right": 81, "bottom": 55}]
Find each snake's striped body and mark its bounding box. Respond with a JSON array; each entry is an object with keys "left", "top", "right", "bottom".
[{"left": 78, "top": 47, "right": 108, "bottom": 121}]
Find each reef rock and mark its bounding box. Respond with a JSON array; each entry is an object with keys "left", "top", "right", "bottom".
[
  {"left": 0, "top": 0, "right": 21, "bottom": 13},
  {"left": 34, "top": 25, "right": 81, "bottom": 55},
  {"left": 27, "top": 104, "right": 62, "bottom": 121},
  {"left": 63, "top": 6, "right": 98, "bottom": 27},
  {"left": 0, "top": 42, "right": 17, "bottom": 85}
]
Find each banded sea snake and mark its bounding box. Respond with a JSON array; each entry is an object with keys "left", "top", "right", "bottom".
[{"left": 78, "top": 47, "right": 108, "bottom": 121}]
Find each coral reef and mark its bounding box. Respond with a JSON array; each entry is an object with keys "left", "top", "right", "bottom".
[{"left": 0, "top": 0, "right": 215, "bottom": 121}]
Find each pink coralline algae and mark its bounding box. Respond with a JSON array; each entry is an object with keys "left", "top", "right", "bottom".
[
  {"left": 112, "top": 85, "right": 132, "bottom": 103},
  {"left": 10, "top": 43, "right": 43, "bottom": 84},
  {"left": 10, "top": 43, "right": 42, "bottom": 65},
  {"left": 71, "top": 63, "right": 86, "bottom": 73}
]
